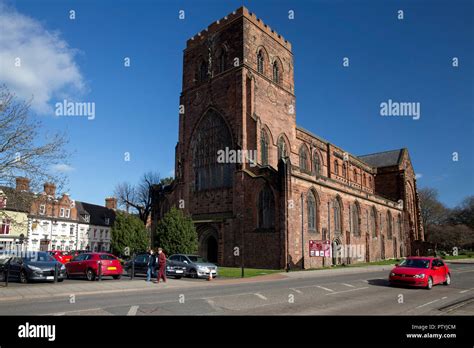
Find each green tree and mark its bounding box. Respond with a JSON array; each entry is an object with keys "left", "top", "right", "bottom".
[
  {"left": 111, "top": 212, "right": 149, "bottom": 256},
  {"left": 154, "top": 207, "right": 198, "bottom": 255}
]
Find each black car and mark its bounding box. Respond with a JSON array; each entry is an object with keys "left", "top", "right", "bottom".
[
  {"left": 0, "top": 251, "right": 66, "bottom": 283},
  {"left": 124, "top": 253, "right": 186, "bottom": 279}
]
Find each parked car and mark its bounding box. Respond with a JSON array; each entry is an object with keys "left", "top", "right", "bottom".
[
  {"left": 0, "top": 253, "right": 12, "bottom": 282},
  {"left": 65, "top": 252, "right": 123, "bottom": 281},
  {"left": 168, "top": 254, "right": 218, "bottom": 279},
  {"left": 48, "top": 250, "right": 73, "bottom": 264},
  {"left": 123, "top": 253, "right": 186, "bottom": 279},
  {"left": 69, "top": 250, "right": 88, "bottom": 258},
  {"left": 389, "top": 257, "right": 451, "bottom": 290},
  {"left": 0, "top": 251, "right": 66, "bottom": 283}
]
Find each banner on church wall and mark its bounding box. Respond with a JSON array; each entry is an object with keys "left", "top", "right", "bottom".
[{"left": 309, "top": 240, "right": 331, "bottom": 257}]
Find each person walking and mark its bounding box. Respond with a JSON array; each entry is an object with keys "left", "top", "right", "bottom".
[
  {"left": 146, "top": 249, "right": 156, "bottom": 282},
  {"left": 156, "top": 248, "right": 167, "bottom": 283}
]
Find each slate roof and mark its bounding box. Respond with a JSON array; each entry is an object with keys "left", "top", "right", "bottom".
[
  {"left": 358, "top": 149, "right": 404, "bottom": 168},
  {"left": 0, "top": 186, "right": 34, "bottom": 213},
  {"left": 75, "top": 201, "right": 116, "bottom": 227}
]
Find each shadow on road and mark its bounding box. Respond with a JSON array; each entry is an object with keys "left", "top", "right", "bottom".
[{"left": 367, "top": 278, "right": 391, "bottom": 287}]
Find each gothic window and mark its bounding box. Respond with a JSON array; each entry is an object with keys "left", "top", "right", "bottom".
[
  {"left": 218, "top": 50, "right": 227, "bottom": 73},
  {"left": 258, "top": 185, "right": 275, "bottom": 229},
  {"left": 370, "top": 207, "right": 377, "bottom": 238},
  {"left": 199, "top": 61, "right": 208, "bottom": 82},
  {"left": 351, "top": 203, "right": 360, "bottom": 236},
  {"left": 369, "top": 176, "right": 372, "bottom": 188},
  {"left": 363, "top": 174, "right": 367, "bottom": 186},
  {"left": 313, "top": 151, "right": 321, "bottom": 176},
  {"left": 307, "top": 191, "right": 317, "bottom": 232},
  {"left": 191, "top": 109, "right": 234, "bottom": 191},
  {"left": 272, "top": 62, "right": 279, "bottom": 83},
  {"left": 257, "top": 50, "right": 264, "bottom": 74},
  {"left": 277, "top": 136, "right": 287, "bottom": 160},
  {"left": 299, "top": 146, "right": 308, "bottom": 171},
  {"left": 333, "top": 199, "right": 342, "bottom": 233},
  {"left": 398, "top": 214, "right": 402, "bottom": 237},
  {"left": 334, "top": 160, "right": 339, "bottom": 176},
  {"left": 342, "top": 163, "right": 347, "bottom": 178},
  {"left": 260, "top": 129, "right": 269, "bottom": 165},
  {"left": 387, "top": 211, "right": 393, "bottom": 239},
  {"left": 353, "top": 169, "right": 358, "bottom": 182}
]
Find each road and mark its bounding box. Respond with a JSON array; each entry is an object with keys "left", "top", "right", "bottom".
[{"left": 0, "top": 263, "right": 473, "bottom": 315}]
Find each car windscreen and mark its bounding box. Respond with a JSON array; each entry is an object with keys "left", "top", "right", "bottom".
[
  {"left": 99, "top": 254, "right": 117, "bottom": 261},
  {"left": 187, "top": 256, "right": 208, "bottom": 263},
  {"left": 0, "top": 253, "right": 11, "bottom": 264},
  {"left": 23, "top": 252, "right": 55, "bottom": 262},
  {"left": 398, "top": 259, "right": 430, "bottom": 269}
]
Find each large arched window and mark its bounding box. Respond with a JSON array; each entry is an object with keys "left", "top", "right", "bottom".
[
  {"left": 199, "top": 61, "right": 208, "bottom": 82},
  {"left": 277, "top": 136, "right": 288, "bottom": 160},
  {"left": 307, "top": 191, "right": 317, "bottom": 232},
  {"left": 191, "top": 109, "right": 234, "bottom": 191},
  {"left": 313, "top": 151, "right": 321, "bottom": 176},
  {"left": 299, "top": 146, "right": 309, "bottom": 171},
  {"left": 272, "top": 62, "right": 279, "bottom": 83},
  {"left": 333, "top": 198, "right": 342, "bottom": 233},
  {"left": 351, "top": 202, "right": 360, "bottom": 236},
  {"left": 370, "top": 207, "right": 377, "bottom": 238},
  {"left": 387, "top": 211, "right": 393, "bottom": 239},
  {"left": 397, "top": 214, "right": 402, "bottom": 237},
  {"left": 257, "top": 50, "right": 264, "bottom": 74},
  {"left": 218, "top": 50, "right": 227, "bottom": 73},
  {"left": 258, "top": 185, "right": 275, "bottom": 229},
  {"left": 260, "top": 129, "right": 269, "bottom": 165}
]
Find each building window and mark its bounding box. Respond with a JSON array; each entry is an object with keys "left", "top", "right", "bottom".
[
  {"left": 313, "top": 152, "right": 321, "bottom": 176},
  {"left": 84, "top": 214, "right": 90, "bottom": 223},
  {"left": 334, "top": 160, "right": 339, "bottom": 176},
  {"left": 65, "top": 209, "right": 70, "bottom": 218},
  {"left": 307, "top": 191, "right": 317, "bottom": 232},
  {"left": 218, "top": 50, "right": 227, "bottom": 73},
  {"left": 257, "top": 50, "right": 264, "bottom": 74},
  {"left": 398, "top": 214, "right": 402, "bottom": 237},
  {"left": 363, "top": 174, "right": 367, "bottom": 186},
  {"left": 260, "top": 129, "right": 269, "bottom": 165},
  {"left": 387, "top": 211, "right": 393, "bottom": 239},
  {"left": 258, "top": 185, "right": 275, "bottom": 229},
  {"left": 369, "top": 176, "right": 372, "bottom": 188},
  {"left": 70, "top": 226, "right": 74, "bottom": 236},
  {"left": 199, "top": 61, "right": 208, "bottom": 82},
  {"left": 342, "top": 163, "right": 347, "bottom": 178},
  {"left": 0, "top": 219, "right": 11, "bottom": 234},
  {"left": 60, "top": 208, "right": 65, "bottom": 217},
  {"left": 370, "top": 207, "right": 377, "bottom": 238},
  {"left": 351, "top": 203, "right": 360, "bottom": 236},
  {"left": 277, "top": 136, "right": 287, "bottom": 160},
  {"left": 191, "top": 109, "right": 234, "bottom": 191},
  {"left": 272, "top": 62, "right": 279, "bottom": 83},
  {"left": 353, "top": 169, "right": 358, "bottom": 182},
  {"left": 333, "top": 199, "right": 342, "bottom": 233},
  {"left": 39, "top": 204, "right": 46, "bottom": 215},
  {"left": 299, "top": 146, "right": 308, "bottom": 171}
]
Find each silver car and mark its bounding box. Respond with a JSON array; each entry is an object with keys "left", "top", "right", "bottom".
[{"left": 168, "top": 254, "right": 218, "bottom": 279}]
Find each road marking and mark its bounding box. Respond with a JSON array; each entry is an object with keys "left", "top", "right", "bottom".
[
  {"left": 341, "top": 283, "right": 355, "bottom": 288},
  {"left": 316, "top": 285, "right": 334, "bottom": 293},
  {"left": 290, "top": 288, "right": 303, "bottom": 294},
  {"left": 441, "top": 296, "right": 448, "bottom": 300},
  {"left": 127, "top": 305, "right": 139, "bottom": 316},
  {"left": 254, "top": 293, "right": 268, "bottom": 300},
  {"left": 53, "top": 313, "right": 65, "bottom": 316},
  {"left": 360, "top": 280, "right": 369, "bottom": 283},
  {"left": 206, "top": 299, "right": 222, "bottom": 311},
  {"left": 459, "top": 288, "right": 473, "bottom": 294},
  {"left": 416, "top": 299, "right": 440, "bottom": 309},
  {"left": 327, "top": 287, "right": 368, "bottom": 296}
]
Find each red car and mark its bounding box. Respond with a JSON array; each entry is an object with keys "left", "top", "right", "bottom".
[
  {"left": 389, "top": 257, "right": 451, "bottom": 290},
  {"left": 48, "top": 250, "right": 73, "bottom": 264},
  {"left": 65, "top": 252, "right": 123, "bottom": 281}
]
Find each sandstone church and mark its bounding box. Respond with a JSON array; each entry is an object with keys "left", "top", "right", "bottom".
[{"left": 151, "top": 7, "right": 424, "bottom": 269}]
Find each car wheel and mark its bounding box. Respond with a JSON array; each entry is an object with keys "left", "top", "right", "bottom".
[
  {"left": 113, "top": 275, "right": 121, "bottom": 280},
  {"left": 19, "top": 270, "right": 28, "bottom": 284},
  {"left": 426, "top": 276, "right": 433, "bottom": 290},
  {"left": 189, "top": 269, "right": 197, "bottom": 279},
  {"left": 58, "top": 278, "right": 64, "bottom": 283},
  {"left": 443, "top": 273, "right": 451, "bottom": 286},
  {"left": 174, "top": 276, "right": 182, "bottom": 279},
  {"left": 86, "top": 269, "right": 96, "bottom": 281}
]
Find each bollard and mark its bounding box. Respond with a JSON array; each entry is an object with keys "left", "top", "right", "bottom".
[
  {"left": 98, "top": 261, "right": 102, "bottom": 281},
  {"left": 54, "top": 263, "right": 58, "bottom": 283}
]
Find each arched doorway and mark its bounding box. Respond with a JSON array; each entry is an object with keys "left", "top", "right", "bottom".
[
  {"left": 206, "top": 235, "right": 218, "bottom": 263},
  {"left": 198, "top": 226, "right": 219, "bottom": 264}
]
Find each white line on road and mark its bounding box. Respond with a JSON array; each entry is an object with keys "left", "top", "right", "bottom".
[
  {"left": 254, "top": 293, "right": 268, "bottom": 300},
  {"left": 206, "top": 299, "right": 222, "bottom": 311},
  {"left": 316, "top": 285, "right": 334, "bottom": 292},
  {"left": 327, "top": 287, "right": 369, "bottom": 296},
  {"left": 341, "top": 283, "right": 355, "bottom": 288},
  {"left": 416, "top": 299, "right": 440, "bottom": 309},
  {"left": 290, "top": 288, "right": 303, "bottom": 294},
  {"left": 459, "top": 288, "right": 473, "bottom": 294},
  {"left": 127, "top": 305, "right": 139, "bottom": 316}
]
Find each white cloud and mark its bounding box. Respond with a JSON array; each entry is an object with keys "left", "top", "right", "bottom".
[
  {"left": 0, "top": 2, "right": 85, "bottom": 114},
  {"left": 51, "top": 164, "right": 75, "bottom": 173},
  {"left": 415, "top": 173, "right": 423, "bottom": 180}
]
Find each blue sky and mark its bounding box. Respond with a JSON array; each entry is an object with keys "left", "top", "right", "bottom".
[{"left": 1, "top": 0, "right": 473, "bottom": 207}]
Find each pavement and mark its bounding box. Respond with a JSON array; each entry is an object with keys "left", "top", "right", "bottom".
[{"left": 0, "top": 260, "right": 472, "bottom": 315}]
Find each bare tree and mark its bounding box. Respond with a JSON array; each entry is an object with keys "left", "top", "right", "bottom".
[
  {"left": 114, "top": 171, "right": 164, "bottom": 225},
  {"left": 418, "top": 187, "right": 449, "bottom": 238}
]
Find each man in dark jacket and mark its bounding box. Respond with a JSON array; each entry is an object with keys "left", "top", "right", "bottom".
[
  {"left": 146, "top": 249, "right": 156, "bottom": 282},
  {"left": 156, "top": 248, "right": 167, "bottom": 283}
]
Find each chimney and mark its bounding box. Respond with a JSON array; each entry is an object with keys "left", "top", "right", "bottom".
[
  {"left": 105, "top": 197, "right": 117, "bottom": 210},
  {"left": 44, "top": 182, "right": 56, "bottom": 196},
  {"left": 15, "top": 177, "right": 30, "bottom": 191}
]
